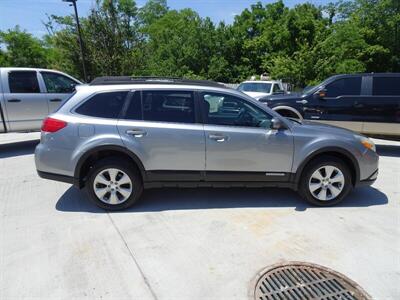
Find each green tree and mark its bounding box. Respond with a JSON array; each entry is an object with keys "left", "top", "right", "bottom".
[
  {"left": 1, "top": 0, "right": 398, "bottom": 86},
  {"left": 45, "top": 0, "right": 144, "bottom": 80},
  {"left": 139, "top": 0, "right": 168, "bottom": 26},
  {"left": 141, "top": 9, "right": 215, "bottom": 78},
  {"left": 350, "top": 0, "right": 400, "bottom": 71},
  {"left": 0, "top": 26, "right": 49, "bottom": 67},
  {"left": 313, "top": 21, "right": 368, "bottom": 81}
]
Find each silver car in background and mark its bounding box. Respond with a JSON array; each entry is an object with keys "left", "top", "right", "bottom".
[{"left": 35, "top": 77, "right": 379, "bottom": 210}]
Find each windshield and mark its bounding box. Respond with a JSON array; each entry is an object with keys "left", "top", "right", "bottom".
[
  {"left": 302, "top": 85, "right": 315, "bottom": 94},
  {"left": 301, "top": 79, "right": 327, "bottom": 95},
  {"left": 238, "top": 82, "right": 272, "bottom": 93}
]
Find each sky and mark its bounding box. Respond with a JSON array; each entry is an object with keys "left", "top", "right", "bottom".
[{"left": 0, "top": 0, "right": 328, "bottom": 37}]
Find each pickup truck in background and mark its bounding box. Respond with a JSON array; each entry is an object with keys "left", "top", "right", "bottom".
[
  {"left": 237, "top": 80, "right": 285, "bottom": 100},
  {"left": 260, "top": 73, "right": 400, "bottom": 139},
  {"left": 0, "top": 68, "right": 81, "bottom": 133}
]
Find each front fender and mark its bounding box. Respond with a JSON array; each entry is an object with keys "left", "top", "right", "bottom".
[{"left": 292, "top": 139, "right": 361, "bottom": 186}]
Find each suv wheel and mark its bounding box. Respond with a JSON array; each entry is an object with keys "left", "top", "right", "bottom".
[
  {"left": 299, "top": 156, "right": 352, "bottom": 206},
  {"left": 86, "top": 157, "right": 143, "bottom": 210}
]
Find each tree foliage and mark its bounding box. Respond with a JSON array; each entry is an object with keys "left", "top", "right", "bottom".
[
  {"left": 0, "top": 0, "right": 398, "bottom": 87},
  {"left": 0, "top": 26, "right": 49, "bottom": 68}
]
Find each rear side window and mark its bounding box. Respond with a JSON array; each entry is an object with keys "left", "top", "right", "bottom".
[
  {"left": 373, "top": 77, "right": 400, "bottom": 96},
  {"left": 325, "top": 77, "right": 361, "bottom": 97},
  {"left": 75, "top": 91, "right": 128, "bottom": 119},
  {"left": 9, "top": 71, "right": 40, "bottom": 93},
  {"left": 142, "top": 90, "right": 195, "bottom": 123}
]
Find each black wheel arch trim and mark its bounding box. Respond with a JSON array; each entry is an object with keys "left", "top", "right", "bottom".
[
  {"left": 294, "top": 146, "right": 360, "bottom": 186},
  {"left": 272, "top": 106, "right": 304, "bottom": 119},
  {"left": 74, "top": 144, "right": 146, "bottom": 188}
]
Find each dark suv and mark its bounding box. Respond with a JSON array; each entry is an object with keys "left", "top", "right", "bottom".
[{"left": 260, "top": 73, "right": 400, "bottom": 139}]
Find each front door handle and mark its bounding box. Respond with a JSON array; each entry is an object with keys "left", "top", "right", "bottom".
[
  {"left": 50, "top": 98, "right": 62, "bottom": 102},
  {"left": 126, "top": 129, "right": 147, "bottom": 137},
  {"left": 209, "top": 134, "right": 227, "bottom": 142},
  {"left": 296, "top": 99, "right": 308, "bottom": 104},
  {"left": 8, "top": 99, "right": 21, "bottom": 103}
]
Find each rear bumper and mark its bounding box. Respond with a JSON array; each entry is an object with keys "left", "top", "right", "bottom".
[{"left": 37, "top": 170, "right": 77, "bottom": 185}]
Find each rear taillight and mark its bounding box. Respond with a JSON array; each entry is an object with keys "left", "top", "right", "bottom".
[{"left": 41, "top": 117, "right": 67, "bottom": 133}]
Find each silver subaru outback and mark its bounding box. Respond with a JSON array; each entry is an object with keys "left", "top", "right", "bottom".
[{"left": 35, "top": 77, "right": 379, "bottom": 210}]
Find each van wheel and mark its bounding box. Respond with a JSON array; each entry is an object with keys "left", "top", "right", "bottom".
[
  {"left": 86, "top": 157, "right": 143, "bottom": 210},
  {"left": 299, "top": 156, "right": 352, "bottom": 206}
]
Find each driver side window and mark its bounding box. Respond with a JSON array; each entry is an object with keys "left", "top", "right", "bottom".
[
  {"left": 325, "top": 77, "right": 361, "bottom": 98},
  {"left": 273, "top": 84, "right": 283, "bottom": 93},
  {"left": 41, "top": 72, "right": 77, "bottom": 93},
  {"left": 201, "top": 92, "right": 272, "bottom": 128}
]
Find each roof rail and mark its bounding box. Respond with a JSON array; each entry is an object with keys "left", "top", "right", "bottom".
[{"left": 89, "top": 76, "right": 226, "bottom": 88}]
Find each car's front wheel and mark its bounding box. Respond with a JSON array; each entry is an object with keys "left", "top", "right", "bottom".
[
  {"left": 86, "top": 157, "right": 143, "bottom": 210},
  {"left": 299, "top": 156, "right": 352, "bottom": 206}
]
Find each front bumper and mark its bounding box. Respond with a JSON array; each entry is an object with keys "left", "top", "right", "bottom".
[{"left": 356, "top": 169, "right": 378, "bottom": 187}]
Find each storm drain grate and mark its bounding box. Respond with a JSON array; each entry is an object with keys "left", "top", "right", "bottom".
[{"left": 252, "top": 262, "right": 371, "bottom": 300}]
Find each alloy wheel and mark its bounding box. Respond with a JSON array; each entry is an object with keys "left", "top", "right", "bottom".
[
  {"left": 93, "top": 168, "right": 133, "bottom": 205},
  {"left": 308, "top": 165, "right": 345, "bottom": 201}
]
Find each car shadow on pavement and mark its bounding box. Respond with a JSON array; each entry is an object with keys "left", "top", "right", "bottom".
[
  {"left": 56, "top": 185, "right": 388, "bottom": 213},
  {"left": 0, "top": 140, "right": 39, "bottom": 158},
  {"left": 376, "top": 144, "right": 400, "bottom": 157}
]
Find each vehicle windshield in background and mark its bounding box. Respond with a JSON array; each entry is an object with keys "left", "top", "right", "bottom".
[
  {"left": 302, "top": 85, "right": 315, "bottom": 94},
  {"left": 238, "top": 82, "right": 272, "bottom": 93}
]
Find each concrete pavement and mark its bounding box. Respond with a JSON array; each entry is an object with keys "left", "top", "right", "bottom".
[{"left": 0, "top": 133, "right": 399, "bottom": 299}]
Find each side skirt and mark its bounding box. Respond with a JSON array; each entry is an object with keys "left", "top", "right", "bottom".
[
  {"left": 144, "top": 171, "right": 297, "bottom": 190},
  {"left": 144, "top": 181, "right": 296, "bottom": 189}
]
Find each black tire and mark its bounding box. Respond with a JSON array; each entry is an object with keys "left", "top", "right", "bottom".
[
  {"left": 299, "top": 155, "right": 352, "bottom": 206},
  {"left": 86, "top": 157, "right": 143, "bottom": 210}
]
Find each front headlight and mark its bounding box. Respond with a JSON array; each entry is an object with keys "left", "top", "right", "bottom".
[{"left": 355, "top": 135, "right": 376, "bottom": 152}]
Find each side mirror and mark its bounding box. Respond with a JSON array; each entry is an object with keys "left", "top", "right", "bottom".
[
  {"left": 270, "top": 117, "right": 285, "bottom": 130},
  {"left": 68, "top": 83, "right": 77, "bottom": 93},
  {"left": 314, "top": 88, "right": 327, "bottom": 100}
]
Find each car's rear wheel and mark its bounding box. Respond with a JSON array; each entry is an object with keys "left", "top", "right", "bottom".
[
  {"left": 86, "top": 157, "right": 143, "bottom": 210},
  {"left": 299, "top": 156, "right": 352, "bottom": 206}
]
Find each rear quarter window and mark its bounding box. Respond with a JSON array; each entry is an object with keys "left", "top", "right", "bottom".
[
  {"left": 372, "top": 77, "right": 400, "bottom": 96},
  {"left": 75, "top": 91, "right": 128, "bottom": 119}
]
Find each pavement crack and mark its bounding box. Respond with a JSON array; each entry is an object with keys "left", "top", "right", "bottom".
[{"left": 107, "top": 213, "right": 158, "bottom": 300}]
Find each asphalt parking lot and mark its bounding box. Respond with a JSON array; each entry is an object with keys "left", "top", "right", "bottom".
[{"left": 0, "top": 132, "right": 399, "bottom": 299}]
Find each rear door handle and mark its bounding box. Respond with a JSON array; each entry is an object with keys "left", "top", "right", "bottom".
[
  {"left": 126, "top": 129, "right": 147, "bottom": 137},
  {"left": 8, "top": 99, "right": 21, "bottom": 103},
  {"left": 50, "top": 98, "right": 62, "bottom": 102},
  {"left": 209, "top": 134, "right": 227, "bottom": 142}
]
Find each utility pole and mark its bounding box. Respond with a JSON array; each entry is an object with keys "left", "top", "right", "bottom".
[{"left": 62, "top": 0, "right": 88, "bottom": 82}]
